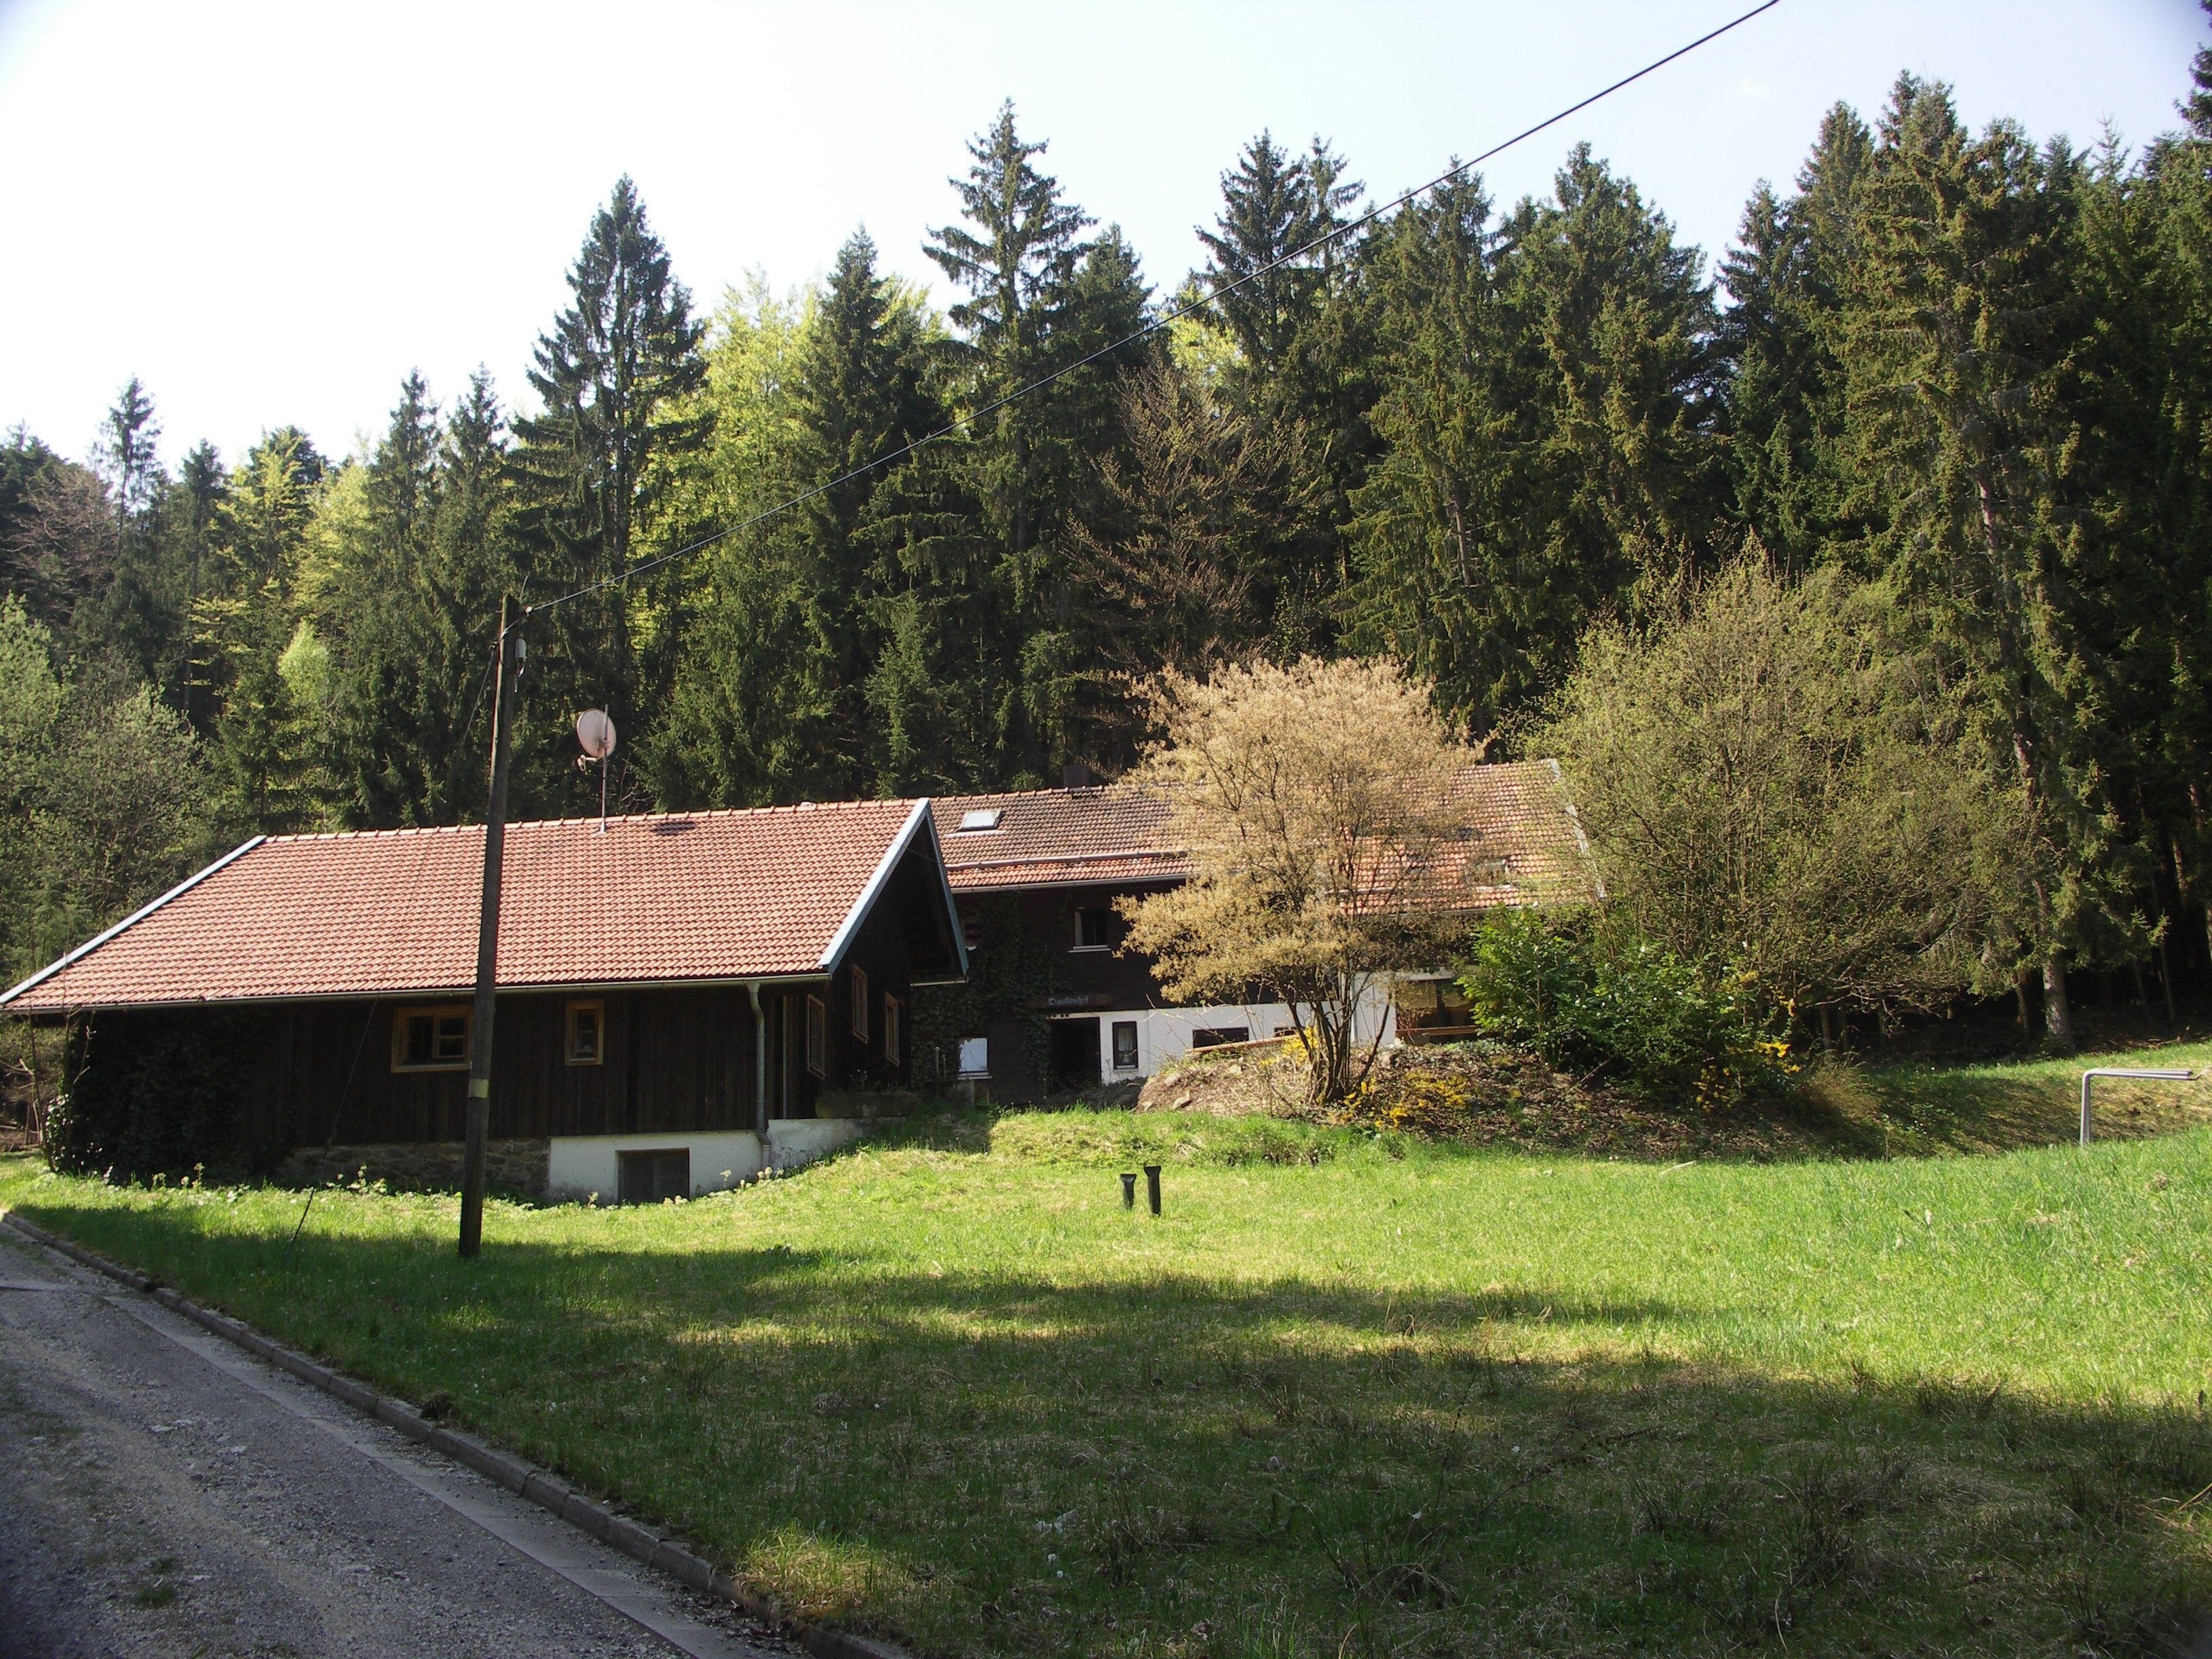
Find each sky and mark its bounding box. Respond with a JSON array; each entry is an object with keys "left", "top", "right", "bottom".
[{"left": 0, "top": 0, "right": 2203, "bottom": 474}]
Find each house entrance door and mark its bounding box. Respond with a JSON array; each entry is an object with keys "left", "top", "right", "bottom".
[{"left": 1047, "top": 1018, "right": 1101, "bottom": 1092}]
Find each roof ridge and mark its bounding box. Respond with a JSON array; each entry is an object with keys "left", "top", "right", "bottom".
[{"left": 261, "top": 797, "right": 921, "bottom": 845}]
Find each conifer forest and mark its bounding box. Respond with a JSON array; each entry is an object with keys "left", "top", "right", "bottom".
[{"left": 13, "top": 44, "right": 2212, "bottom": 1048}]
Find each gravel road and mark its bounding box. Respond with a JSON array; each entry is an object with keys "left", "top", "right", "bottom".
[{"left": 0, "top": 1227, "right": 797, "bottom": 1659}]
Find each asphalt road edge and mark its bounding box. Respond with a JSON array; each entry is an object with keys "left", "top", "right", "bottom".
[{"left": 1, "top": 1208, "right": 912, "bottom": 1659}]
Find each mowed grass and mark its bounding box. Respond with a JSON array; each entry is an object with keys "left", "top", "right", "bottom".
[
  {"left": 5, "top": 1061, "right": 2212, "bottom": 1656},
  {"left": 1851, "top": 1036, "right": 2212, "bottom": 1156}
]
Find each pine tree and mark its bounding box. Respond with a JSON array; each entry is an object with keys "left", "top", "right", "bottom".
[
  {"left": 653, "top": 246, "right": 944, "bottom": 807},
  {"left": 1348, "top": 147, "right": 1723, "bottom": 737},
  {"left": 169, "top": 440, "right": 227, "bottom": 734},
  {"left": 925, "top": 100, "right": 1101, "bottom": 559},
  {"left": 511, "top": 176, "right": 707, "bottom": 807},
  {"left": 1834, "top": 75, "right": 2123, "bottom": 1047},
  {"left": 199, "top": 428, "right": 327, "bottom": 835},
  {"left": 1719, "top": 106, "right": 1873, "bottom": 572},
  {"left": 1198, "top": 132, "right": 1323, "bottom": 375},
  {"left": 907, "top": 102, "right": 1151, "bottom": 782}
]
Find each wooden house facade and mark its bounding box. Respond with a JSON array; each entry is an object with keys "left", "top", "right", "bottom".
[{"left": 3, "top": 799, "right": 966, "bottom": 1200}]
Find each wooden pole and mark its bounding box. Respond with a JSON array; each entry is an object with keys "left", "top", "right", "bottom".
[{"left": 461, "top": 596, "right": 522, "bottom": 1259}]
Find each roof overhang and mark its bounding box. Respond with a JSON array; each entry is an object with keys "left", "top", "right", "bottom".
[
  {"left": 4, "top": 968, "right": 850, "bottom": 1019},
  {"left": 0, "top": 837, "right": 267, "bottom": 1012}
]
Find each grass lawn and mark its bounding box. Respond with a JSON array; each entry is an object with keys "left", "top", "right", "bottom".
[{"left": 5, "top": 1042, "right": 2212, "bottom": 1656}]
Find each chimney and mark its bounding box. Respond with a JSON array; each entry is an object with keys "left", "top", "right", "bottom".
[{"left": 1062, "top": 761, "right": 1092, "bottom": 790}]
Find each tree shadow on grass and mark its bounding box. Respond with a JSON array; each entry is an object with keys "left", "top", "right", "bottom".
[{"left": 19, "top": 1201, "right": 2212, "bottom": 1659}]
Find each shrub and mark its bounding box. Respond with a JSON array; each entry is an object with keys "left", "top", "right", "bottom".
[
  {"left": 46, "top": 1007, "right": 278, "bottom": 1181},
  {"left": 1457, "top": 909, "right": 1789, "bottom": 1105}
]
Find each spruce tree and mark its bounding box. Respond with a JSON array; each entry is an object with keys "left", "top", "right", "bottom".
[
  {"left": 1347, "top": 147, "right": 1723, "bottom": 738},
  {"left": 909, "top": 102, "right": 1150, "bottom": 782},
  {"left": 511, "top": 176, "right": 707, "bottom": 807},
  {"left": 1198, "top": 132, "right": 1323, "bottom": 375},
  {"left": 1834, "top": 75, "right": 2122, "bottom": 1046}
]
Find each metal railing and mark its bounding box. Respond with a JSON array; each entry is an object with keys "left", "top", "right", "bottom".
[{"left": 2079, "top": 1068, "right": 2196, "bottom": 1147}]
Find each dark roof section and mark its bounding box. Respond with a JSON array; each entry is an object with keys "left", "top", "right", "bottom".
[
  {"left": 934, "top": 760, "right": 1596, "bottom": 906},
  {"left": 3, "top": 799, "right": 966, "bottom": 1014}
]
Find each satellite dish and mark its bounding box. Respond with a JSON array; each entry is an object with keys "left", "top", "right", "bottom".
[{"left": 575, "top": 709, "right": 617, "bottom": 761}]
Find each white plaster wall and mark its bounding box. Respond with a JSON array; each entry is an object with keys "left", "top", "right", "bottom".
[
  {"left": 1069, "top": 983, "right": 1402, "bottom": 1084},
  {"left": 765, "top": 1118, "right": 868, "bottom": 1168},
  {"left": 547, "top": 1119, "right": 870, "bottom": 1202}
]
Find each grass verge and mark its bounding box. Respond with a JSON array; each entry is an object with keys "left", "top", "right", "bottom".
[{"left": 5, "top": 1103, "right": 2211, "bottom": 1656}]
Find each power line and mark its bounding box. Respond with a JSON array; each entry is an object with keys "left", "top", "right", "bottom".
[{"left": 521, "top": 0, "right": 1780, "bottom": 625}]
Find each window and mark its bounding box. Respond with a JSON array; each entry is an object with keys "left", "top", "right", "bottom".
[
  {"left": 565, "top": 999, "right": 605, "bottom": 1066},
  {"left": 392, "top": 1005, "right": 470, "bottom": 1071},
  {"left": 850, "top": 966, "right": 869, "bottom": 1042},
  {"left": 959, "top": 907, "right": 981, "bottom": 950},
  {"left": 1190, "top": 1026, "right": 1250, "bottom": 1050},
  {"left": 1073, "top": 904, "right": 1125, "bottom": 951},
  {"left": 617, "top": 1149, "right": 689, "bottom": 1204},
  {"left": 957, "top": 1035, "right": 989, "bottom": 1077},
  {"left": 884, "top": 995, "right": 902, "bottom": 1066},
  {"left": 1111, "top": 1020, "right": 1139, "bottom": 1071},
  {"left": 805, "top": 995, "right": 828, "bottom": 1078},
  {"left": 956, "top": 807, "right": 1003, "bottom": 832}
]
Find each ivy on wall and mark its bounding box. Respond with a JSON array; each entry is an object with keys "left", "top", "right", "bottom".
[
  {"left": 910, "top": 894, "right": 1063, "bottom": 1094},
  {"left": 49, "top": 1008, "right": 283, "bottom": 1181}
]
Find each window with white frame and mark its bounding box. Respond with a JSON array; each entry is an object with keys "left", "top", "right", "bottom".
[{"left": 1073, "top": 904, "right": 1124, "bottom": 951}]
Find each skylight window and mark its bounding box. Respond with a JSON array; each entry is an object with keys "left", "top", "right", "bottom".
[{"left": 957, "top": 807, "right": 1004, "bottom": 832}]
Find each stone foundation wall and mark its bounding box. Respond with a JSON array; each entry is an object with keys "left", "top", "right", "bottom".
[{"left": 273, "top": 1139, "right": 550, "bottom": 1195}]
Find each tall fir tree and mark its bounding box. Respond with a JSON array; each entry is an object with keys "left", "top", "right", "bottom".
[
  {"left": 890, "top": 102, "right": 1149, "bottom": 784},
  {"left": 511, "top": 176, "right": 708, "bottom": 812},
  {"left": 1348, "top": 148, "right": 1723, "bottom": 737},
  {"left": 1833, "top": 75, "right": 2122, "bottom": 1046}
]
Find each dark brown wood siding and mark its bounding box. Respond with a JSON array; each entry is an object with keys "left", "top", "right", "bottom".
[{"left": 225, "top": 985, "right": 764, "bottom": 1149}]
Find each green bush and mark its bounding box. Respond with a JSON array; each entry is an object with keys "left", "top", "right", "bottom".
[
  {"left": 1457, "top": 911, "right": 1789, "bottom": 1106},
  {"left": 47, "top": 1008, "right": 279, "bottom": 1181}
]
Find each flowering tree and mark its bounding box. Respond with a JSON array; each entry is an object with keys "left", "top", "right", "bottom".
[{"left": 1122, "top": 657, "right": 1474, "bottom": 1106}]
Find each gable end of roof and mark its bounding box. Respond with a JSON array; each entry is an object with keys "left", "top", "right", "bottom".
[{"left": 0, "top": 837, "right": 267, "bottom": 1011}]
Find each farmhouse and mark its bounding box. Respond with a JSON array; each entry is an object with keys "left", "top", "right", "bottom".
[
  {"left": 0, "top": 799, "right": 965, "bottom": 1201},
  {"left": 926, "top": 759, "right": 1597, "bottom": 1099}
]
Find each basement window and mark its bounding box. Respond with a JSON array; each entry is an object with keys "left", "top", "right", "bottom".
[
  {"left": 805, "top": 995, "right": 828, "bottom": 1078},
  {"left": 1111, "top": 1021, "right": 1139, "bottom": 1071},
  {"left": 957, "top": 807, "right": 1003, "bottom": 832},
  {"left": 617, "top": 1149, "right": 689, "bottom": 1204},
  {"left": 565, "top": 999, "right": 605, "bottom": 1067},
  {"left": 392, "top": 1006, "right": 470, "bottom": 1072},
  {"left": 957, "top": 1035, "right": 989, "bottom": 1078}
]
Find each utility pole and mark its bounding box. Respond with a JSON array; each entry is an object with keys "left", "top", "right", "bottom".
[{"left": 461, "top": 596, "right": 524, "bottom": 1258}]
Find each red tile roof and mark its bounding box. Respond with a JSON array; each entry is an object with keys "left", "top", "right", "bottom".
[
  {"left": 3, "top": 799, "right": 938, "bottom": 1013},
  {"left": 1430, "top": 759, "right": 1602, "bottom": 911},
  {"left": 931, "top": 787, "right": 1182, "bottom": 892},
  {"left": 934, "top": 761, "right": 1595, "bottom": 906}
]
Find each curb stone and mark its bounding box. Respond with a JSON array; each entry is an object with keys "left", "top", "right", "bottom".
[{"left": 2, "top": 1210, "right": 910, "bottom": 1659}]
